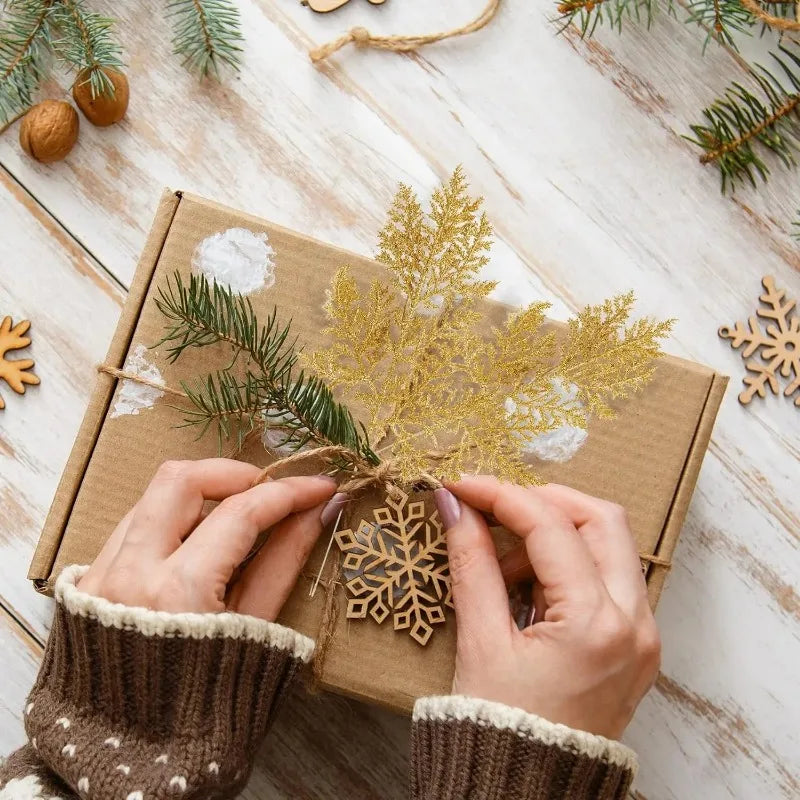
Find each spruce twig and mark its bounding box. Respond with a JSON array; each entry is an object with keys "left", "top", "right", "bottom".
[
  {"left": 0, "top": 0, "right": 55, "bottom": 122},
  {"left": 167, "top": 0, "right": 242, "bottom": 77},
  {"left": 555, "top": 0, "right": 669, "bottom": 37},
  {"left": 683, "top": 0, "right": 754, "bottom": 50},
  {"left": 686, "top": 46, "right": 800, "bottom": 191},
  {"left": 154, "top": 271, "right": 378, "bottom": 465},
  {"left": 50, "top": 0, "right": 123, "bottom": 97}
]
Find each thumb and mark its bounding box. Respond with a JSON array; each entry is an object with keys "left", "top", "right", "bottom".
[{"left": 435, "top": 488, "right": 512, "bottom": 652}]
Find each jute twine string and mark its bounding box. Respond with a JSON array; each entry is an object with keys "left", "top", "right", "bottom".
[
  {"left": 98, "top": 361, "right": 673, "bottom": 568},
  {"left": 738, "top": 0, "right": 800, "bottom": 31},
  {"left": 309, "top": 0, "right": 502, "bottom": 63},
  {"left": 99, "top": 361, "right": 673, "bottom": 568},
  {"left": 98, "top": 364, "right": 187, "bottom": 397}
]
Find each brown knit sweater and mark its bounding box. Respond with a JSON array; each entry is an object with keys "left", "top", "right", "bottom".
[{"left": 0, "top": 566, "right": 637, "bottom": 800}]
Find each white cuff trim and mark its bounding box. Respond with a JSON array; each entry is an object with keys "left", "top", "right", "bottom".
[
  {"left": 55, "top": 565, "right": 314, "bottom": 663},
  {"left": 413, "top": 695, "right": 638, "bottom": 772}
]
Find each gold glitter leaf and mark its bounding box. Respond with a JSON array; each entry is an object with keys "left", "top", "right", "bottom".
[{"left": 309, "top": 168, "right": 673, "bottom": 484}]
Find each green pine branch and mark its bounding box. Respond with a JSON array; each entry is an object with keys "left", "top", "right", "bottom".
[
  {"left": 50, "top": 0, "right": 123, "bottom": 98},
  {"left": 0, "top": 0, "right": 55, "bottom": 121},
  {"left": 555, "top": 0, "right": 670, "bottom": 38},
  {"left": 683, "top": 0, "right": 754, "bottom": 51},
  {"left": 154, "top": 270, "right": 378, "bottom": 466},
  {"left": 687, "top": 46, "right": 800, "bottom": 192},
  {"left": 167, "top": 0, "right": 242, "bottom": 78}
]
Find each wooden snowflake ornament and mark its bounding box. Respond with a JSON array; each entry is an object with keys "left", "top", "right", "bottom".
[
  {"left": 0, "top": 317, "right": 40, "bottom": 409},
  {"left": 334, "top": 490, "right": 452, "bottom": 645},
  {"left": 719, "top": 276, "right": 799, "bottom": 407}
]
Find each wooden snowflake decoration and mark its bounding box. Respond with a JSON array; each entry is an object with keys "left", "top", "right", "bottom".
[
  {"left": 0, "top": 317, "right": 40, "bottom": 410},
  {"left": 334, "top": 490, "right": 452, "bottom": 646},
  {"left": 719, "top": 276, "right": 799, "bottom": 408}
]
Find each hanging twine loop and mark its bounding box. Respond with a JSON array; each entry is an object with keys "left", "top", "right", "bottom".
[{"left": 309, "top": 0, "right": 502, "bottom": 63}]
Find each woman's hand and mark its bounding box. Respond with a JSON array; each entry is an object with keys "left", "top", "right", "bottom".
[
  {"left": 435, "top": 476, "right": 661, "bottom": 740},
  {"left": 78, "top": 458, "right": 345, "bottom": 620}
]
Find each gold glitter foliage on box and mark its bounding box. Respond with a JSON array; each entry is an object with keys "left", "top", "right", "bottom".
[{"left": 309, "top": 168, "right": 674, "bottom": 484}]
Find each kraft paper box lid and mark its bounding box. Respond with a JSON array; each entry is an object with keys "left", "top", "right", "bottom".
[{"left": 31, "top": 189, "right": 727, "bottom": 714}]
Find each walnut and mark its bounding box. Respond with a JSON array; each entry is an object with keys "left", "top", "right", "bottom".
[
  {"left": 72, "top": 69, "right": 129, "bottom": 127},
  {"left": 19, "top": 100, "right": 80, "bottom": 163}
]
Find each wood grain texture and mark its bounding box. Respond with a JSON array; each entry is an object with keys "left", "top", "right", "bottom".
[{"left": 0, "top": 1, "right": 797, "bottom": 797}]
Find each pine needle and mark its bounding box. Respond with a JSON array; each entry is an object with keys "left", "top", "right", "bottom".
[
  {"left": 555, "top": 0, "right": 667, "bottom": 38},
  {"left": 687, "top": 46, "right": 800, "bottom": 192},
  {"left": 683, "top": 0, "right": 754, "bottom": 51},
  {"left": 167, "top": 0, "right": 242, "bottom": 78},
  {"left": 0, "top": 0, "right": 55, "bottom": 123},
  {"left": 154, "top": 271, "right": 377, "bottom": 466},
  {"left": 50, "top": 0, "right": 123, "bottom": 97}
]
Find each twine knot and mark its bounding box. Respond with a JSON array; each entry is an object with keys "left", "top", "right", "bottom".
[
  {"left": 309, "top": 0, "right": 502, "bottom": 64},
  {"left": 351, "top": 26, "right": 371, "bottom": 45}
]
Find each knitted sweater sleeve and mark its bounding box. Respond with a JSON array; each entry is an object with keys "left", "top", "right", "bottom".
[
  {"left": 410, "top": 696, "right": 638, "bottom": 800},
  {"left": 0, "top": 565, "right": 314, "bottom": 800}
]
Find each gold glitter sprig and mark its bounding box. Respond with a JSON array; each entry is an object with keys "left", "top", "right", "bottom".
[{"left": 309, "top": 168, "right": 674, "bottom": 484}]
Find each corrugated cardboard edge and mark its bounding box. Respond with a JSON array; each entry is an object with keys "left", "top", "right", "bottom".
[
  {"left": 645, "top": 372, "right": 728, "bottom": 607},
  {"left": 28, "top": 189, "right": 182, "bottom": 593}
]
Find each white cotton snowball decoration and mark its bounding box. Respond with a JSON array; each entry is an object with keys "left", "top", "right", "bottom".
[
  {"left": 192, "top": 227, "right": 276, "bottom": 295},
  {"left": 111, "top": 344, "right": 165, "bottom": 419},
  {"left": 505, "top": 379, "right": 588, "bottom": 463}
]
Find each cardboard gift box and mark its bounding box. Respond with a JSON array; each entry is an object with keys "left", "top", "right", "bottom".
[{"left": 31, "top": 190, "right": 727, "bottom": 714}]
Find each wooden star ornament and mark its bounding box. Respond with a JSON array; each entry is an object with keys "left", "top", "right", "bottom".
[
  {"left": 0, "top": 316, "right": 40, "bottom": 409},
  {"left": 719, "top": 276, "right": 799, "bottom": 408}
]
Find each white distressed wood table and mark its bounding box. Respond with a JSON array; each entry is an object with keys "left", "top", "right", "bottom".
[{"left": 1, "top": 2, "right": 798, "bottom": 797}]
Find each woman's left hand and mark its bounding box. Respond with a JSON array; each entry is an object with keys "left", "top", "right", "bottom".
[{"left": 77, "top": 458, "right": 343, "bottom": 620}]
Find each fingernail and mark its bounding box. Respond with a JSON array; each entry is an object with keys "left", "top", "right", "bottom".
[
  {"left": 320, "top": 492, "right": 349, "bottom": 528},
  {"left": 434, "top": 488, "right": 461, "bottom": 530}
]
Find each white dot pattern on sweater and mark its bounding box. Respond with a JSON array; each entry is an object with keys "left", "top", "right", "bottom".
[
  {"left": 24, "top": 702, "right": 34, "bottom": 715},
  {"left": 169, "top": 776, "right": 187, "bottom": 792},
  {"left": 116, "top": 765, "right": 131, "bottom": 776},
  {"left": 55, "top": 718, "right": 71, "bottom": 730},
  {"left": 207, "top": 762, "right": 219, "bottom": 775},
  {"left": 103, "top": 737, "right": 121, "bottom": 749},
  {"left": 61, "top": 744, "right": 76, "bottom": 758},
  {"left": 78, "top": 777, "right": 89, "bottom": 794},
  {"left": 126, "top": 793, "right": 144, "bottom": 800},
  {"left": 155, "top": 754, "right": 168, "bottom": 764}
]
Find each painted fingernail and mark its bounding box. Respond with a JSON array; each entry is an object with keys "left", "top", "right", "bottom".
[
  {"left": 320, "top": 492, "right": 349, "bottom": 528},
  {"left": 434, "top": 488, "right": 461, "bottom": 530}
]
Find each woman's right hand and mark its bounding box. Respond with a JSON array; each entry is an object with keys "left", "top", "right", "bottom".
[{"left": 434, "top": 477, "right": 661, "bottom": 741}]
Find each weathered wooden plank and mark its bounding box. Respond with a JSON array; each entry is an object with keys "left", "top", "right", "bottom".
[{"left": 0, "top": 168, "right": 124, "bottom": 639}]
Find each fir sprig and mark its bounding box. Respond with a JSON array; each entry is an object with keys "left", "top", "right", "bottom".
[
  {"left": 50, "top": 0, "right": 123, "bottom": 97},
  {"left": 0, "top": 0, "right": 54, "bottom": 121},
  {"left": 683, "top": 0, "right": 754, "bottom": 51},
  {"left": 687, "top": 47, "right": 800, "bottom": 192},
  {"left": 555, "top": 0, "right": 667, "bottom": 38},
  {"left": 154, "top": 270, "right": 378, "bottom": 464},
  {"left": 167, "top": 0, "right": 242, "bottom": 77}
]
